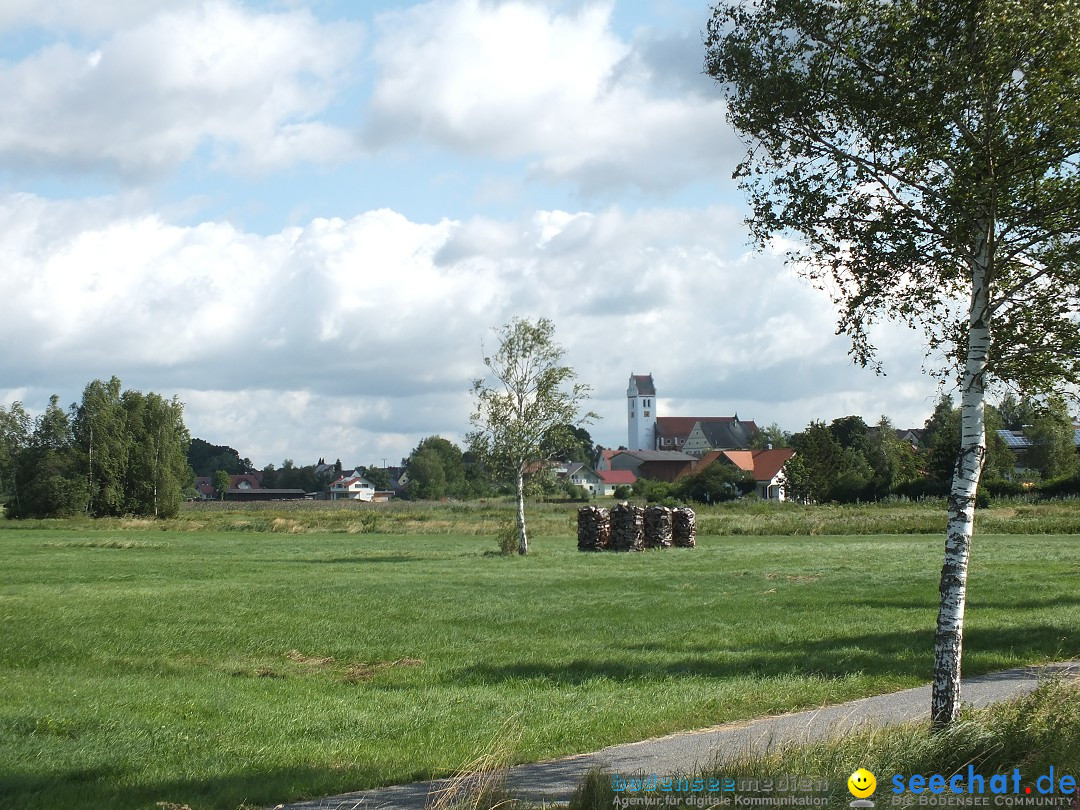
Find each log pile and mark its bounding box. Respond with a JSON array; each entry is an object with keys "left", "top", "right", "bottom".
[
  {"left": 672, "top": 507, "right": 697, "bottom": 548},
  {"left": 643, "top": 506, "right": 673, "bottom": 549},
  {"left": 577, "top": 505, "right": 695, "bottom": 551},
  {"left": 609, "top": 503, "right": 645, "bottom": 552},
  {"left": 576, "top": 505, "right": 611, "bottom": 551}
]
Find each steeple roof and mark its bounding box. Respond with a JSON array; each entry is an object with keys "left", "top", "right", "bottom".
[{"left": 628, "top": 373, "right": 655, "bottom": 396}]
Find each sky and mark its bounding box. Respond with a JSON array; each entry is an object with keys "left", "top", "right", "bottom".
[{"left": 0, "top": 0, "right": 947, "bottom": 470}]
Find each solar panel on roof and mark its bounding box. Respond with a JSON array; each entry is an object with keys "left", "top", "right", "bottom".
[{"left": 996, "top": 430, "right": 1032, "bottom": 449}]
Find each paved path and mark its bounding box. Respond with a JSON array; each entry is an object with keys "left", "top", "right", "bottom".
[{"left": 274, "top": 661, "right": 1079, "bottom": 810}]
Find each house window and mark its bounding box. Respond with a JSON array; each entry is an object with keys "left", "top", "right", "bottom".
[{"left": 644, "top": 411, "right": 650, "bottom": 417}]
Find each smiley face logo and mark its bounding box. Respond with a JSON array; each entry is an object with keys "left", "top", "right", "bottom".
[{"left": 848, "top": 768, "right": 876, "bottom": 798}]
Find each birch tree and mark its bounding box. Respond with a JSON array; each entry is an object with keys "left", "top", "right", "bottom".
[
  {"left": 468, "top": 317, "right": 595, "bottom": 555},
  {"left": 706, "top": 0, "right": 1080, "bottom": 727},
  {"left": 0, "top": 402, "right": 31, "bottom": 513},
  {"left": 74, "top": 376, "right": 130, "bottom": 517}
]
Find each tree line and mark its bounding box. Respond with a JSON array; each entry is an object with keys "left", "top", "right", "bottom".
[
  {"left": 627, "top": 394, "right": 1078, "bottom": 507},
  {"left": 0, "top": 377, "right": 191, "bottom": 519},
  {"left": 782, "top": 394, "right": 1078, "bottom": 505}
]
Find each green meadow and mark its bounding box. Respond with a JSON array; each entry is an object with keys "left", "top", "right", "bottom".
[{"left": 1, "top": 501, "right": 1078, "bottom": 809}]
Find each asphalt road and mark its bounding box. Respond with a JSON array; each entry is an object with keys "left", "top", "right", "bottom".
[{"left": 273, "top": 661, "right": 1079, "bottom": 810}]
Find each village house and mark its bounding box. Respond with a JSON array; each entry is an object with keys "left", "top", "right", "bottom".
[
  {"left": 329, "top": 470, "right": 377, "bottom": 501},
  {"left": 705, "top": 448, "right": 796, "bottom": 501},
  {"left": 621, "top": 373, "right": 795, "bottom": 500}
]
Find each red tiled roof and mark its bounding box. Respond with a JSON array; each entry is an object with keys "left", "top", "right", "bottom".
[
  {"left": 719, "top": 450, "right": 755, "bottom": 472},
  {"left": 750, "top": 448, "right": 796, "bottom": 481},
  {"left": 655, "top": 416, "right": 758, "bottom": 443},
  {"left": 598, "top": 469, "right": 636, "bottom": 485},
  {"left": 706, "top": 448, "right": 795, "bottom": 482},
  {"left": 331, "top": 476, "right": 373, "bottom": 489}
]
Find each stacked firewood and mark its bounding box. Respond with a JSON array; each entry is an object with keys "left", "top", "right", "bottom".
[
  {"left": 643, "top": 506, "right": 673, "bottom": 549},
  {"left": 576, "top": 505, "right": 611, "bottom": 551},
  {"left": 577, "top": 505, "right": 695, "bottom": 551},
  {"left": 609, "top": 503, "right": 645, "bottom": 552},
  {"left": 672, "top": 507, "right": 697, "bottom": 548}
]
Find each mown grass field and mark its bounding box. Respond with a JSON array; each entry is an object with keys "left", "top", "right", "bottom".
[{"left": 1, "top": 500, "right": 1078, "bottom": 809}]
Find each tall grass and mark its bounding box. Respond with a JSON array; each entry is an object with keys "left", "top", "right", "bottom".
[{"left": 6, "top": 495, "right": 1080, "bottom": 537}]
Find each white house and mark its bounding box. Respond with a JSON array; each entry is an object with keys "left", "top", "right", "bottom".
[
  {"left": 597, "top": 469, "right": 636, "bottom": 496},
  {"left": 329, "top": 470, "right": 377, "bottom": 501},
  {"left": 709, "top": 448, "right": 796, "bottom": 501},
  {"left": 565, "top": 462, "right": 603, "bottom": 495},
  {"left": 563, "top": 463, "right": 636, "bottom": 496}
]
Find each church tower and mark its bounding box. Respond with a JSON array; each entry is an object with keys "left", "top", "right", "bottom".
[{"left": 627, "top": 373, "right": 657, "bottom": 451}]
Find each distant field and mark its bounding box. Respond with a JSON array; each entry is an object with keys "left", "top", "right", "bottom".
[
  {"left": 0, "top": 510, "right": 1078, "bottom": 809},
  {"left": 9, "top": 494, "right": 1080, "bottom": 536}
]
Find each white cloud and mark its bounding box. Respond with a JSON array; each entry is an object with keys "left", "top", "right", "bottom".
[
  {"left": 0, "top": 0, "right": 183, "bottom": 33},
  {"left": 366, "top": 0, "right": 739, "bottom": 194},
  {"left": 0, "top": 1, "right": 361, "bottom": 178},
  {"left": 0, "top": 193, "right": 938, "bottom": 465}
]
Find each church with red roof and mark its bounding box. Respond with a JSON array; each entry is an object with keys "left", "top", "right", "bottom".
[{"left": 627, "top": 373, "right": 759, "bottom": 455}]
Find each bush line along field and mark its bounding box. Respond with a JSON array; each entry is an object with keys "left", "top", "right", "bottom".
[
  {"left": 7, "top": 496, "right": 1080, "bottom": 537},
  {"left": 1, "top": 501, "right": 1078, "bottom": 809}
]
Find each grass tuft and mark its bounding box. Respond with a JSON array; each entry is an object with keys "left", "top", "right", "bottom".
[
  {"left": 427, "top": 718, "right": 521, "bottom": 810},
  {"left": 42, "top": 539, "right": 169, "bottom": 549}
]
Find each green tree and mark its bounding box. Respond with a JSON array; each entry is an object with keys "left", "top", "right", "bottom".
[
  {"left": 1026, "top": 395, "right": 1079, "bottom": 480},
  {"left": 865, "top": 416, "right": 922, "bottom": 498},
  {"left": 0, "top": 402, "right": 30, "bottom": 511},
  {"left": 748, "top": 422, "right": 790, "bottom": 450},
  {"left": 674, "top": 460, "right": 754, "bottom": 504},
  {"left": 261, "top": 464, "right": 278, "bottom": 488},
  {"left": 543, "top": 424, "right": 595, "bottom": 464},
  {"left": 274, "top": 460, "right": 320, "bottom": 493},
  {"left": 923, "top": 396, "right": 1013, "bottom": 494},
  {"left": 73, "top": 377, "right": 129, "bottom": 517},
  {"left": 788, "top": 421, "right": 845, "bottom": 503},
  {"left": 406, "top": 449, "right": 448, "bottom": 500},
  {"left": 405, "top": 436, "right": 467, "bottom": 500},
  {"left": 706, "top": 0, "right": 1080, "bottom": 726},
  {"left": 121, "top": 391, "right": 191, "bottom": 518},
  {"left": 468, "top": 317, "right": 596, "bottom": 555},
  {"left": 212, "top": 469, "right": 231, "bottom": 500},
  {"left": 827, "top": 415, "right": 875, "bottom": 501},
  {"left": 187, "top": 438, "right": 251, "bottom": 476},
  {"left": 631, "top": 477, "right": 673, "bottom": 503},
  {"left": 996, "top": 392, "right": 1038, "bottom": 432},
  {"left": 9, "top": 396, "right": 88, "bottom": 518},
  {"left": 358, "top": 466, "right": 392, "bottom": 491}
]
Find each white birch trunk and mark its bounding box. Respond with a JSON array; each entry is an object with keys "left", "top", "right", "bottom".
[
  {"left": 931, "top": 231, "right": 992, "bottom": 730},
  {"left": 515, "top": 470, "right": 528, "bottom": 556}
]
